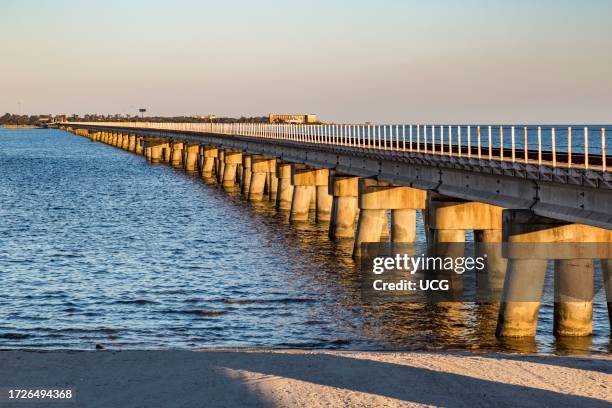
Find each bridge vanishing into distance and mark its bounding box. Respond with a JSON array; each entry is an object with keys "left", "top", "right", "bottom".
[{"left": 58, "top": 121, "right": 611, "bottom": 341}]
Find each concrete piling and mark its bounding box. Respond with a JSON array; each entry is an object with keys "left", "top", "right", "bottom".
[
  {"left": 353, "top": 209, "right": 387, "bottom": 256},
  {"left": 390, "top": 209, "right": 416, "bottom": 243},
  {"left": 216, "top": 150, "right": 225, "bottom": 183},
  {"left": 199, "top": 146, "right": 218, "bottom": 180},
  {"left": 290, "top": 186, "right": 313, "bottom": 222},
  {"left": 171, "top": 142, "right": 184, "bottom": 167},
  {"left": 266, "top": 161, "right": 278, "bottom": 200},
  {"left": 241, "top": 154, "right": 252, "bottom": 195},
  {"left": 554, "top": 259, "right": 593, "bottom": 336},
  {"left": 121, "top": 133, "right": 129, "bottom": 150},
  {"left": 222, "top": 150, "right": 242, "bottom": 189},
  {"left": 128, "top": 134, "right": 136, "bottom": 152},
  {"left": 475, "top": 229, "right": 507, "bottom": 301},
  {"left": 328, "top": 175, "right": 359, "bottom": 239},
  {"left": 275, "top": 162, "right": 294, "bottom": 209},
  {"left": 249, "top": 156, "right": 274, "bottom": 201},
  {"left": 290, "top": 165, "right": 317, "bottom": 222},
  {"left": 162, "top": 147, "right": 171, "bottom": 163},
  {"left": 150, "top": 145, "right": 162, "bottom": 164},
  {"left": 602, "top": 260, "right": 612, "bottom": 330},
  {"left": 314, "top": 169, "right": 333, "bottom": 222},
  {"left": 184, "top": 144, "right": 200, "bottom": 172}
]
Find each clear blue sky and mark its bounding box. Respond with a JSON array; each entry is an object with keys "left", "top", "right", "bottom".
[{"left": 1, "top": 0, "right": 611, "bottom": 123}]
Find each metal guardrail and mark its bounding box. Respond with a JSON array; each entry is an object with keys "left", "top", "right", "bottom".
[{"left": 63, "top": 122, "right": 610, "bottom": 171}]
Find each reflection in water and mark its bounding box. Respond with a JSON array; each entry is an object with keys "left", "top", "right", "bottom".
[{"left": 0, "top": 129, "right": 609, "bottom": 354}]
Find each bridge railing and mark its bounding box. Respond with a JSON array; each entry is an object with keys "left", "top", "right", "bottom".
[{"left": 65, "top": 122, "right": 610, "bottom": 171}]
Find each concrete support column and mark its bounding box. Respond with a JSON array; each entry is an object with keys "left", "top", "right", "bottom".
[
  {"left": 554, "top": 259, "right": 593, "bottom": 336},
  {"left": 199, "top": 146, "right": 218, "bottom": 179},
  {"left": 309, "top": 187, "right": 317, "bottom": 211},
  {"left": 475, "top": 229, "right": 507, "bottom": 301},
  {"left": 128, "top": 135, "right": 136, "bottom": 152},
  {"left": 314, "top": 169, "right": 333, "bottom": 222},
  {"left": 328, "top": 175, "right": 359, "bottom": 239},
  {"left": 249, "top": 156, "right": 274, "bottom": 201},
  {"left": 316, "top": 185, "right": 332, "bottom": 221},
  {"left": 216, "top": 150, "right": 226, "bottom": 183},
  {"left": 136, "top": 137, "right": 143, "bottom": 155},
  {"left": 496, "top": 210, "right": 612, "bottom": 337},
  {"left": 222, "top": 150, "right": 242, "bottom": 189},
  {"left": 236, "top": 164, "right": 243, "bottom": 185},
  {"left": 150, "top": 145, "right": 162, "bottom": 163},
  {"left": 162, "top": 146, "right": 171, "bottom": 163},
  {"left": 353, "top": 209, "right": 387, "bottom": 256},
  {"left": 241, "top": 154, "right": 252, "bottom": 195},
  {"left": 144, "top": 147, "right": 152, "bottom": 162},
  {"left": 184, "top": 144, "right": 200, "bottom": 172},
  {"left": 275, "top": 162, "right": 294, "bottom": 209},
  {"left": 601, "top": 260, "right": 612, "bottom": 330},
  {"left": 390, "top": 209, "right": 417, "bottom": 243},
  {"left": 496, "top": 258, "right": 548, "bottom": 337},
  {"left": 266, "top": 160, "right": 278, "bottom": 200},
  {"left": 170, "top": 142, "right": 184, "bottom": 167},
  {"left": 290, "top": 186, "right": 313, "bottom": 222},
  {"left": 290, "top": 165, "right": 316, "bottom": 222},
  {"left": 353, "top": 180, "right": 426, "bottom": 257},
  {"left": 121, "top": 133, "right": 130, "bottom": 150}
]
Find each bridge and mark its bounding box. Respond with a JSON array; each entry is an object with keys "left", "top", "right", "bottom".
[{"left": 58, "top": 121, "right": 611, "bottom": 340}]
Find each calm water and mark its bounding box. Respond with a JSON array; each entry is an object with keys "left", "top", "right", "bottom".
[{"left": 0, "top": 128, "right": 610, "bottom": 354}]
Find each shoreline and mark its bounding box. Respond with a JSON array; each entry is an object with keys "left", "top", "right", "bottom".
[{"left": 1, "top": 349, "right": 609, "bottom": 407}]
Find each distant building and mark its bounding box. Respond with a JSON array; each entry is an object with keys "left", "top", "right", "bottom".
[
  {"left": 269, "top": 114, "right": 317, "bottom": 124},
  {"left": 196, "top": 115, "right": 216, "bottom": 121}
]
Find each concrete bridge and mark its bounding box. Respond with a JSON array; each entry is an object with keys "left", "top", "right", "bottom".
[{"left": 59, "top": 122, "right": 611, "bottom": 340}]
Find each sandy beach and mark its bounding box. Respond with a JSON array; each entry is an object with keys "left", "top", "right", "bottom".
[{"left": 0, "top": 349, "right": 609, "bottom": 407}]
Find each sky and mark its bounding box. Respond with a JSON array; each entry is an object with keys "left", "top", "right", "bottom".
[{"left": 1, "top": 0, "right": 611, "bottom": 123}]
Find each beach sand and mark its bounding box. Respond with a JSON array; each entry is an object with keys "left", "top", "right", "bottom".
[{"left": 0, "top": 349, "right": 610, "bottom": 407}]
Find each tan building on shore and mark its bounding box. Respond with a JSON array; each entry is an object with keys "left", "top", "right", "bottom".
[{"left": 269, "top": 114, "right": 317, "bottom": 124}]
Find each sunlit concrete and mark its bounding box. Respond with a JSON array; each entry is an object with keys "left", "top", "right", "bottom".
[
  {"left": 329, "top": 174, "right": 359, "bottom": 240},
  {"left": 353, "top": 180, "right": 426, "bottom": 257},
  {"left": 497, "top": 210, "right": 612, "bottom": 337}
]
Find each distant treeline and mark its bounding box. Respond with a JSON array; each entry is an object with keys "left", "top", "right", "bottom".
[
  {"left": 1, "top": 113, "right": 270, "bottom": 125},
  {"left": 70, "top": 115, "right": 269, "bottom": 124},
  {"left": 0, "top": 113, "right": 49, "bottom": 126}
]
